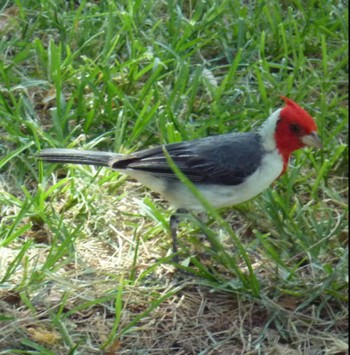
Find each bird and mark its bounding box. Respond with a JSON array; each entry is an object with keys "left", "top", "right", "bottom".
[{"left": 39, "top": 97, "right": 322, "bottom": 260}]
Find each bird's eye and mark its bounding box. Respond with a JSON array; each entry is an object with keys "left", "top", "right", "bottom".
[{"left": 290, "top": 124, "right": 301, "bottom": 134}]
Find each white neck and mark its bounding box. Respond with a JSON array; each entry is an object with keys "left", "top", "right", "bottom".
[{"left": 258, "top": 109, "right": 282, "bottom": 151}]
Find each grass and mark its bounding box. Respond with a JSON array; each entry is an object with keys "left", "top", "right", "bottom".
[{"left": 0, "top": 0, "right": 348, "bottom": 353}]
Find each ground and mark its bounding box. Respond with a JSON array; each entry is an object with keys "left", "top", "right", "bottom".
[{"left": 0, "top": 1, "right": 348, "bottom": 354}]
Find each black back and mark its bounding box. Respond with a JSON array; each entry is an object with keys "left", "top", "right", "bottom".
[{"left": 112, "top": 132, "right": 264, "bottom": 186}]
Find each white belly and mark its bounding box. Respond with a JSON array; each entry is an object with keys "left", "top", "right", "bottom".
[{"left": 118, "top": 150, "right": 284, "bottom": 212}]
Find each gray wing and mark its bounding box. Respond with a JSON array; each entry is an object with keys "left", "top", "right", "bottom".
[{"left": 112, "top": 132, "right": 264, "bottom": 186}]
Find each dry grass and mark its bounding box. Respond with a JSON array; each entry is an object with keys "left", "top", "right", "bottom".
[
  {"left": 1, "top": 257, "right": 348, "bottom": 354},
  {"left": 1, "top": 177, "right": 348, "bottom": 354}
]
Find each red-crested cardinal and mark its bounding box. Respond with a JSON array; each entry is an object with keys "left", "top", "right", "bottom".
[{"left": 39, "top": 97, "right": 322, "bottom": 257}]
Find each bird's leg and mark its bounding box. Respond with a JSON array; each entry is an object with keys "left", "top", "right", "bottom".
[{"left": 169, "top": 208, "right": 189, "bottom": 262}]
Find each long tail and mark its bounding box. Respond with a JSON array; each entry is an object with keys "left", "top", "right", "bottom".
[{"left": 38, "top": 148, "right": 123, "bottom": 167}]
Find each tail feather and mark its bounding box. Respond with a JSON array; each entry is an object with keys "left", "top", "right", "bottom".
[{"left": 38, "top": 148, "right": 123, "bottom": 167}]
